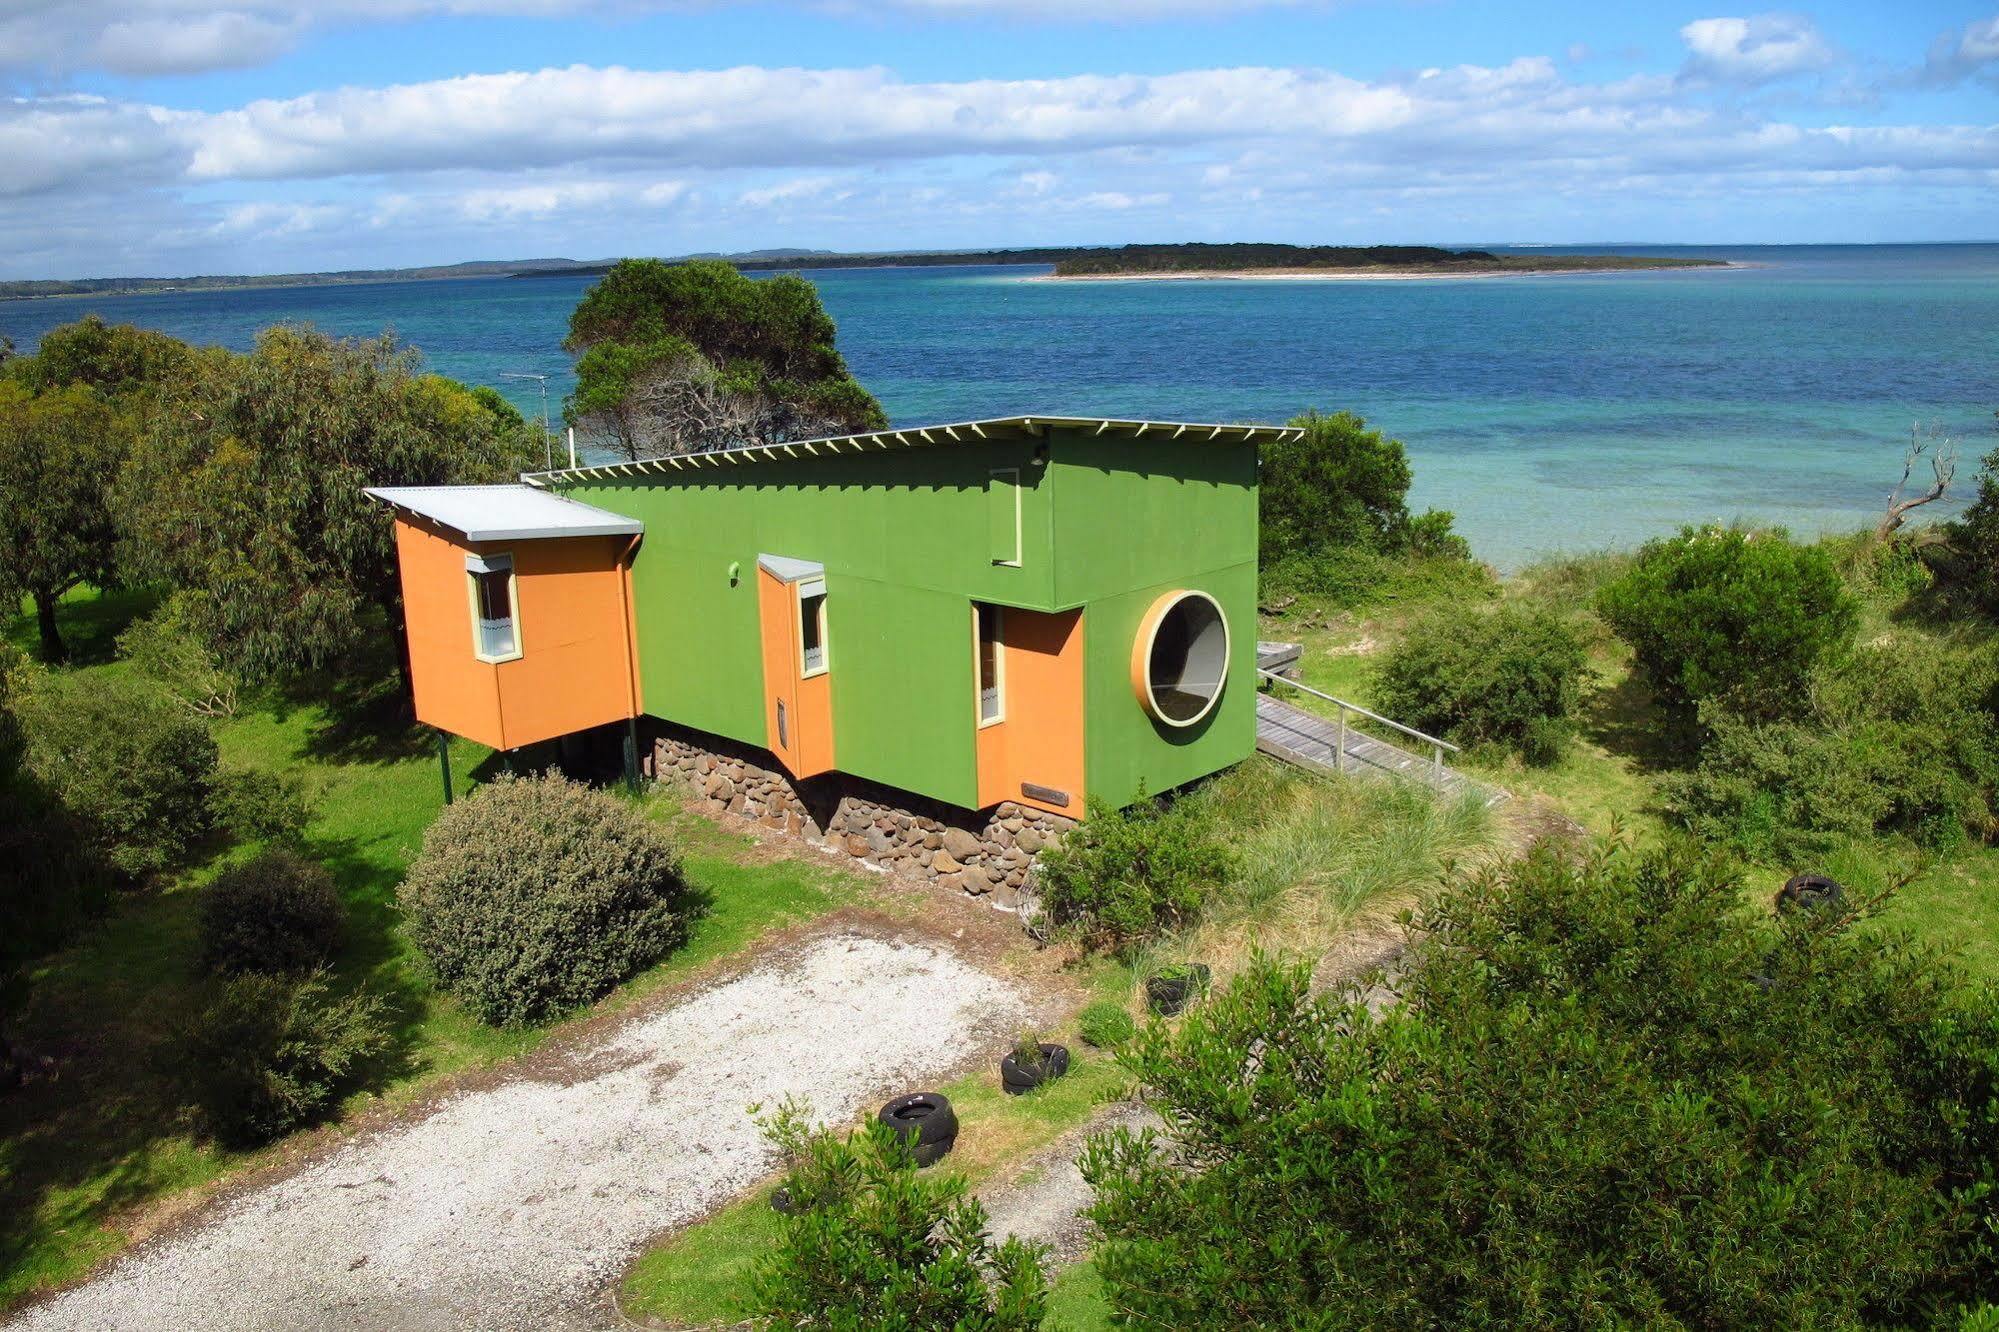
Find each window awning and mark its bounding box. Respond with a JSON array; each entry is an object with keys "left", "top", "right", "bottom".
[
  {"left": 757, "top": 554, "right": 825, "bottom": 584},
  {"left": 366, "top": 485, "right": 643, "bottom": 542}
]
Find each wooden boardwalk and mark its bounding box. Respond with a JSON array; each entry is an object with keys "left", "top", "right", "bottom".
[{"left": 1255, "top": 692, "right": 1510, "bottom": 807}]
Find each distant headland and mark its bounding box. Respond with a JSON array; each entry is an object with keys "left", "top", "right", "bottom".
[
  {"left": 0, "top": 243, "right": 1724, "bottom": 301},
  {"left": 1043, "top": 244, "right": 1727, "bottom": 279}
]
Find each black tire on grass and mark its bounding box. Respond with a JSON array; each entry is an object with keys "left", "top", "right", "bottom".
[{"left": 878, "top": 1092, "right": 958, "bottom": 1166}]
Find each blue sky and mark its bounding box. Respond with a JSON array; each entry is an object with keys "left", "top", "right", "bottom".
[{"left": 2, "top": 1, "right": 1995, "bottom": 277}]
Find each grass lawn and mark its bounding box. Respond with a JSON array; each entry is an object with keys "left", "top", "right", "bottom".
[
  {"left": 0, "top": 591, "right": 866, "bottom": 1310},
  {"left": 619, "top": 1000, "right": 1133, "bottom": 1329}
]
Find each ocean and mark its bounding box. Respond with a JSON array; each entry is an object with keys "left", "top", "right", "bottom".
[{"left": 4, "top": 244, "right": 1995, "bottom": 569}]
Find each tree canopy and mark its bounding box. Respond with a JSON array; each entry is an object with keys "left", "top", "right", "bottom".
[
  {"left": 115, "top": 325, "right": 537, "bottom": 683},
  {"left": 563, "top": 258, "right": 885, "bottom": 458},
  {"left": 0, "top": 381, "right": 127, "bottom": 659}
]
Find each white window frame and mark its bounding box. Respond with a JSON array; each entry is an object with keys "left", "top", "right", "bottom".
[
  {"left": 975, "top": 602, "right": 1005, "bottom": 727},
  {"left": 465, "top": 551, "right": 523, "bottom": 664},
  {"left": 797, "top": 576, "right": 829, "bottom": 678}
]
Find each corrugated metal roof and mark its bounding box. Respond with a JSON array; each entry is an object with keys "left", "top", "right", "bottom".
[
  {"left": 521, "top": 414, "right": 1301, "bottom": 485},
  {"left": 365, "top": 485, "right": 644, "bottom": 541}
]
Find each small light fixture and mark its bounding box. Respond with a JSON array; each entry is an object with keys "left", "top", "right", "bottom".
[{"left": 1031, "top": 443, "right": 1050, "bottom": 467}]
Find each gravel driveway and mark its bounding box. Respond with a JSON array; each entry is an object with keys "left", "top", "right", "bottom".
[{"left": 9, "top": 927, "right": 1026, "bottom": 1332}]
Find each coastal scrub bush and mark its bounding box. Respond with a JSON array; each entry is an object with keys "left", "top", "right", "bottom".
[
  {"left": 1035, "top": 795, "right": 1235, "bottom": 956},
  {"left": 198, "top": 849, "right": 346, "bottom": 976},
  {"left": 117, "top": 593, "right": 238, "bottom": 717},
  {"left": 1078, "top": 1001, "right": 1136, "bottom": 1049},
  {"left": 12, "top": 669, "right": 217, "bottom": 875},
  {"left": 751, "top": 1110, "right": 1048, "bottom": 1330},
  {"left": 1667, "top": 638, "right": 1999, "bottom": 858},
  {"left": 1372, "top": 604, "right": 1589, "bottom": 764},
  {"left": 1081, "top": 839, "right": 1999, "bottom": 1329},
  {"left": 398, "top": 772, "right": 690, "bottom": 1025},
  {"left": 1596, "top": 525, "right": 1857, "bottom": 721},
  {"left": 208, "top": 767, "right": 311, "bottom": 844},
  {"left": 1259, "top": 410, "right": 1467, "bottom": 564},
  {"left": 1942, "top": 427, "right": 1999, "bottom": 618},
  {"left": 174, "top": 969, "right": 390, "bottom": 1147}
]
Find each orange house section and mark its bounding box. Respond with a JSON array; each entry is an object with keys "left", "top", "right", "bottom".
[
  {"left": 393, "top": 517, "right": 641, "bottom": 752},
  {"left": 755, "top": 566, "right": 835, "bottom": 779},
  {"left": 975, "top": 607, "right": 1085, "bottom": 818}
]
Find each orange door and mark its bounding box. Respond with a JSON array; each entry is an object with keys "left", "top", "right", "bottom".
[{"left": 757, "top": 566, "right": 805, "bottom": 775}]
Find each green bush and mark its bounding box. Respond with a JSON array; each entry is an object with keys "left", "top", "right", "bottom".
[
  {"left": 1034, "top": 795, "right": 1235, "bottom": 956},
  {"left": 198, "top": 848, "right": 345, "bottom": 976},
  {"left": 117, "top": 593, "right": 238, "bottom": 717},
  {"left": 1258, "top": 544, "right": 1494, "bottom": 610},
  {"left": 1668, "top": 639, "right": 1999, "bottom": 858},
  {"left": 1082, "top": 839, "right": 1999, "bottom": 1329},
  {"left": 173, "top": 969, "right": 389, "bottom": 1146},
  {"left": 1372, "top": 604, "right": 1589, "bottom": 764},
  {"left": 13, "top": 669, "right": 217, "bottom": 875},
  {"left": 1259, "top": 410, "right": 1466, "bottom": 565},
  {"left": 1941, "top": 427, "right": 1999, "bottom": 617},
  {"left": 398, "top": 772, "right": 690, "bottom": 1025},
  {"left": 1596, "top": 526, "right": 1857, "bottom": 720},
  {"left": 751, "top": 1111, "right": 1048, "bottom": 1330},
  {"left": 1078, "top": 1001, "right": 1136, "bottom": 1049},
  {"left": 209, "top": 766, "right": 311, "bottom": 844}
]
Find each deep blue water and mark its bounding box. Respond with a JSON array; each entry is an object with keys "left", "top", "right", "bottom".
[{"left": 5, "top": 244, "right": 1995, "bottom": 568}]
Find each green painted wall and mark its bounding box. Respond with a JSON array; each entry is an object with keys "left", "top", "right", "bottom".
[
  {"left": 552, "top": 424, "right": 1260, "bottom": 813},
  {"left": 1046, "top": 429, "right": 1260, "bottom": 808}
]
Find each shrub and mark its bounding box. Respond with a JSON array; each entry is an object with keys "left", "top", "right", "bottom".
[
  {"left": 1260, "top": 410, "right": 1466, "bottom": 565},
  {"left": 1941, "top": 427, "right": 1999, "bottom": 617},
  {"left": 751, "top": 1111, "right": 1048, "bottom": 1330},
  {"left": 13, "top": 669, "right": 217, "bottom": 875},
  {"left": 117, "top": 593, "right": 238, "bottom": 717},
  {"left": 1078, "top": 1001, "right": 1136, "bottom": 1049},
  {"left": 1034, "top": 795, "right": 1235, "bottom": 956},
  {"left": 1258, "top": 544, "right": 1494, "bottom": 610},
  {"left": 1082, "top": 839, "right": 1999, "bottom": 1329},
  {"left": 198, "top": 849, "right": 345, "bottom": 976},
  {"left": 1596, "top": 525, "right": 1857, "bottom": 720},
  {"left": 398, "top": 772, "right": 690, "bottom": 1025},
  {"left": 1667, "top": 639, "right": 1999, "bottom": 858},
  {"left": 173, "top": 969, "right": 389, "bottom": 1147},
  {"left": 209, "top": 767, "right": 311, "bottom": 844},
  {"left": 1372, "top": 604, "right": 1589, "bottom": 764}
]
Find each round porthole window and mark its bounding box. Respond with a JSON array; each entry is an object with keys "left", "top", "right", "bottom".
[{"left": 1131, "top": 590, "right": 1230, "bottom": 728}]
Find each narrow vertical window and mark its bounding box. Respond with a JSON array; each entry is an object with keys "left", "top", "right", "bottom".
[
  {"left": 467, "top": 553, "right": 519, "bottom": 662},
  {"left": 987, "top": 468, "right": 1022, "bottom": 567},
  {"left": 976, "top": 603, "right": 1004, "bottom": 725},
  {"left": 798, "top": 577, "right": 828, "bottom": 676}
]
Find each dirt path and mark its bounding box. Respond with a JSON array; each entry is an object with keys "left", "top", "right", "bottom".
[{"left": 7, "top": 922, "right": 1028, "bottom": 1332}]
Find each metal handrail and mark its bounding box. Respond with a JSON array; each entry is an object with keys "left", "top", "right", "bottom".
[{"left": 1256, "top": 667, "right": 1460, "bottom": 779}]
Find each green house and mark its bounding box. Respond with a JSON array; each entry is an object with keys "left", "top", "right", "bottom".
[{"left": 372, "top": 415, "right": 1296, "bottom": 824}]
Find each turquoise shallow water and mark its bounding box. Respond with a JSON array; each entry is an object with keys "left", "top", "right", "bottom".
[{"left": 4, "top": 244, "right": 1995, "bottom": 568}]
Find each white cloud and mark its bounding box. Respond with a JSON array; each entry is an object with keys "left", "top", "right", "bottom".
[
  {"left": 1680, "top": 13, "right": 1834, "bottom": 84},
  {"left": 1920, "top": 14, "right": 1999, "bottom": 85},
  {"left": 4, "top": 54, "right": 1998, "bottom": 276}
]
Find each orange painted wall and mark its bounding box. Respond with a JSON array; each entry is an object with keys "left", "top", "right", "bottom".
[
  {"left": 755, "top": 567, "right": 834, "bottom": 778},
  {"left": 392, "top": 517, "right": 639, "bottom": 751},
  {"left": 397, "top": 519, "right": 506, "bottom": 749},
  {"left": 975, "top": 607, "right": 1085, "bottom": 818}
]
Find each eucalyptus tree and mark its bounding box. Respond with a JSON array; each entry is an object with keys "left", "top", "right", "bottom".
[{"left": 116, "top": 325, "right": 537, "bottom": 692}]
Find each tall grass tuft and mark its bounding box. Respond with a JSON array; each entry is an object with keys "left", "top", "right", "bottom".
[{"left": 1165, "top": 758, "right": 1493, "bottom": 977}]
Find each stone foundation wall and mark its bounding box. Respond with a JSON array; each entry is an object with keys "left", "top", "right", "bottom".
[{"left": 648, "top": 726, "right": 1076, "bottom": 911}]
